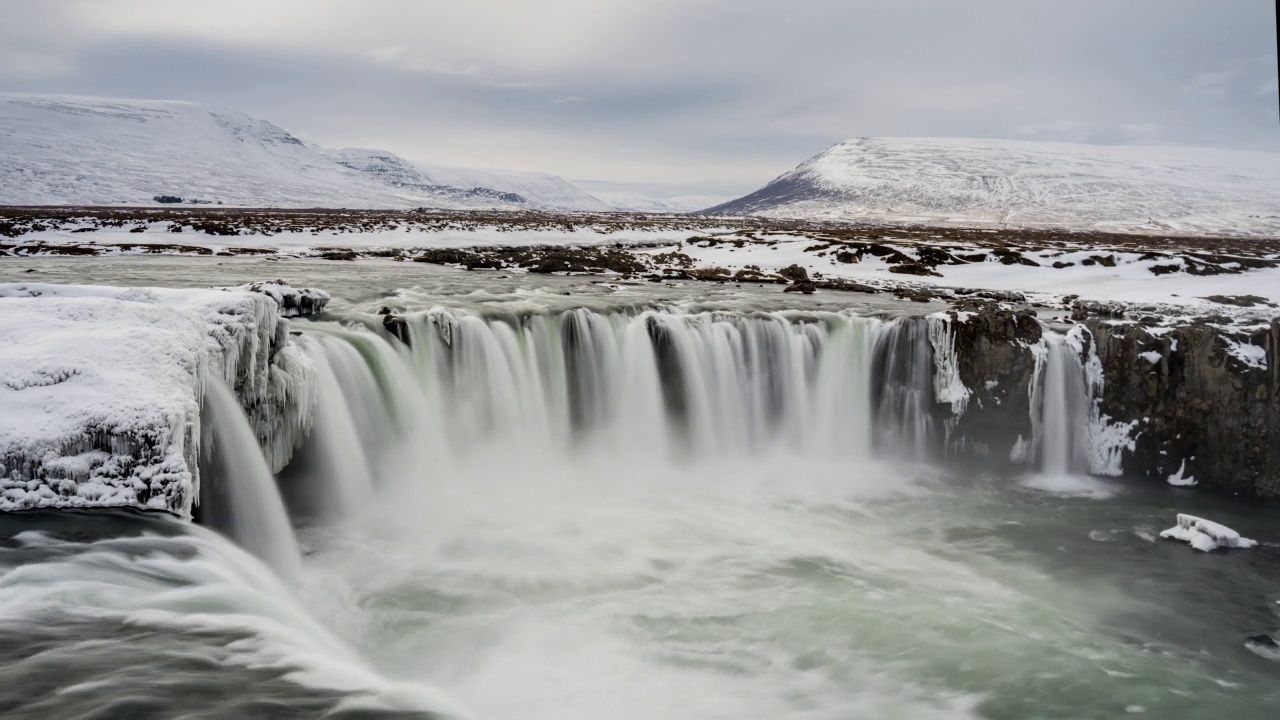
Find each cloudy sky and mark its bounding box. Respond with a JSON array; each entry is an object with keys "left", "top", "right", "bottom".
[{"left": 1, "top": 0, "right": 1276, "bottom": 194}]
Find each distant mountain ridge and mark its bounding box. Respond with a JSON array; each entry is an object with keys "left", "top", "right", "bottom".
[
  {"left": 705, "top": 137, "right": 1280, "bottom": 236},
  {"left": 0, "top": 93, "right": 610, "bottom": 210}
]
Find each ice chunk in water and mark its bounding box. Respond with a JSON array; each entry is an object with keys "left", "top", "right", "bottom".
[{"left": 1159, "top": 514, "right": 1256, "bottom": 552}]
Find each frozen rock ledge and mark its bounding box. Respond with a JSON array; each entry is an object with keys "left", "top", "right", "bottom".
[
  {"left": 1159, "top": 513, "right": 1257, "bottom": 552},
  {"left": 0, "top": 281, "right": 328, "bottom": 517}
]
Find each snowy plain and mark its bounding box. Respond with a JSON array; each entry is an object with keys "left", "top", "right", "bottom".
[{"left": 16, "top": 221, "right": 1280, "bottom": 308}]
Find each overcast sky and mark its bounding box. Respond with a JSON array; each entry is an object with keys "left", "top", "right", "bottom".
[{"left": 1, "top": 0, "right": 1276, "bottom": 194}]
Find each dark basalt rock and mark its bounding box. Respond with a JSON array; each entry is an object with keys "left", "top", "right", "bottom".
[
  {"left": 943, "top": 305, "right": 1043, "bottom": 461},
  {"left": 1202, "top": 295, "right": 1277, "bottom": 308},
  {"left": 814, "top": 278, "right": 879, "bottom": 294},
  {"left": 778, "top": 264, "right": 809, "bottom": 282},
  {"left": 888, "top": 262, "right": 941, "bottom": 277},
  {"left": 954, "top": 288, "right": 1026, "bottom": 303},
  {"left": 1247, "top": 634, "right": 1279, "bottom": 649},
  {"left": 893, "top": 287, "right": 937, "bottom": 303},
  {"left": 783, "top": 281, "right": 817, "bottom": 294},
  {"left": 1245, "top": 635, "right": 1280, "bottom": 660},
  {"left": 992, "top": 249, "right": 1040, "bottom": 267},
  {"left": 1082, "top": 315, "right": 1280, "bottom": 497},
  {"left": 382, "top": 314, "right": 411, "bottom": 346}
]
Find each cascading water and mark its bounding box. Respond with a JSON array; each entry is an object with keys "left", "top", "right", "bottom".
[
  {"left": 1038, "top": 333, "right": 1091, "bottom": 476},
  {"left": 871, "top": 317, "right": 936, "bottom": 460},
  {"left": 390, "top": 308, "right": 888, "bottom": 462},
  {"left": 199, "top": 378, "right": 303, "bottom": 580}
]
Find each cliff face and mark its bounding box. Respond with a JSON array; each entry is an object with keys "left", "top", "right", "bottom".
[
  {"left": 931, "top": 299, "right": 1280, "bottom": 497},
  {"left": 1082, "top": 316, "right": 1280, "bottom": 497},
  {"left": 931, "top": 306, "right": 1043, "bottom": 464}
]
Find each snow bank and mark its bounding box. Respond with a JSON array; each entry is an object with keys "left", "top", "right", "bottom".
[
  {"left": 0, "top": 281, "right": 322, "bottom": 517},
  {"left": 1159, "top": 514, "right": 1256, "bottom": 552}
]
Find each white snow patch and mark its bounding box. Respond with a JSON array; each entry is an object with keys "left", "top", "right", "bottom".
[
  {"left": 1138, "top": 351, "right": 1162, "bottom": 364},
  {"left": 1221, "top": 336, "right": 1267, "bottom": 370}
]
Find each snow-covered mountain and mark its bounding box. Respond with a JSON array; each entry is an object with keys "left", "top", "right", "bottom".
[
  {"left": 705, "top": 137, "right": 1280, "bottom": 236},
  {"left": 324, "top": 148, "right": 611, "bottom": 211},
  {"left": 0, "top": 93, "right": 606, "bottom": 210},
  {"left": 587, "top": 190, "right": 734, "bottom": 213}
]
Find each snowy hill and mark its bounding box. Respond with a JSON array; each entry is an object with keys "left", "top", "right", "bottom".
[
  {"left": 0, "top": 94, "right": 605, "bottom": 211},
  {"left": 705, "top": 137, "right": 1280, "bottom": 236},
  {"left": 324, "top": 148, "right": 611, "bottom": 211},
  {"left": 587, "top": 190, "right": 734, "bottom": 213}
]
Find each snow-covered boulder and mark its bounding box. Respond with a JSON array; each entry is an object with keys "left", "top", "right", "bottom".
[
  {"left": 1159, "top": 514, "right": 1257, "bottom": 552},
  {"left": 234, "top": 280, "right": 330, "bottom": 319},
  {"left": 0, "top": 281, "right": 323, "bottom": 517}
]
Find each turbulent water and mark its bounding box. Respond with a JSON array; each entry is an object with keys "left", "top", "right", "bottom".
[{"left": 2, "top": 257, "right": 1279, "bottom": 720}]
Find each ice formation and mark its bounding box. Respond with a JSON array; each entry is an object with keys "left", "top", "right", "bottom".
[
  {"left": 1066, "top": 325, "right": 1137, "bottom": 477},
  {"left": 1166, "top": 460, "right": 1198, "bottom": 487},
  {"left": 1159, "top": 514, "right": 1256, "bottom": 552},
  {"left": 0, "top": 281, "right": 323, "bottom": 517},
  {"left": 927, "top": 313, "right": 970, "bottom": 416}
]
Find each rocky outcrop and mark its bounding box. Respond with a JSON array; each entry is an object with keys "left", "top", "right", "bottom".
[
  {"left": 931, "top": 305, "right": 1042, "bottom": 462},
  {"left": 1081, "top": 315, "right": 1279, "bottom": 497},
  {"left": 921, "top": 297, "right": 1280, "bottom": 498}
]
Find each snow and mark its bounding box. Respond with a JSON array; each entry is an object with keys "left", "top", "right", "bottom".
[
  {"left": 324, "top": 147, "right": 611, "bottom": 211},
  {"left": 711, "top": 136, "right": 1280, "bottom": 237},
  {"left": 1138, "top": 351, "right": 1162, "bottom": 364},
  {"left": 233, "top": 280, "right": 331, "bottom": 318},
  {"left": 587, "top": 190, "right": 735, "bottom": 213},
  {"left": 1221, "top": 336, "right": 1268, "bottom": 370},
  {"left": 1159, "top": 514, "right": 1256, "bottom": 551},
  {"left": 11, "top": 219, "right": 1280, "bottom": 308},
  {"left": 0, "top": 93, "right": 604, "bottom": 211},
  {"left": 0, "top": 281, "right": 320, "bottom": 516},
  {"left": 1166, "top": 460, "right": 1197, "bottom": 487}
]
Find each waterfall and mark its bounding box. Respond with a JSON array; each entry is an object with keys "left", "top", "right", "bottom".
[
  {"left": 277, "top": 336, "right": 376, "bottom": 520},
  {"left": 870, "top": 318, "right": 936, "bottom": 460},
  {"left": 284, "top": 308, "right": 935, "bottom": 475},
  {"left": 1038, "top": 333, "right": 1091, "bottom": 475},
  {"left": 199, "top": 378, "right": 303, "bottom": 580}
]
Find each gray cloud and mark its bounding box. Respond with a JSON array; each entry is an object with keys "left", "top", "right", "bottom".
[{"left": 1, "top": 0, "right": 1275, "bottom": 194}]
